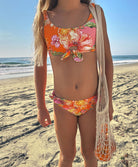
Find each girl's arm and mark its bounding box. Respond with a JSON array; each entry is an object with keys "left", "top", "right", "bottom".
[
  {"left": 34, "top": 47, "right": 47, "bottom": 110},
  {"left": 34, "top": 45, "right": 51, "bottom": 126},
  {"left": 101, "top": 7, "right": 114, "bottom": 120}
]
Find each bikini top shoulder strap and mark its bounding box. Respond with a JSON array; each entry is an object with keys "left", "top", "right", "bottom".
[{"left": 42, "top": 10, "right": 48, "bottom": 20}]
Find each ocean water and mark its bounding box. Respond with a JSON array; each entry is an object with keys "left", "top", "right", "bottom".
[
  {"left": 0, "top": 57, "right": 52, "bottom": 80},
  {"left": 0, "top": 55, "right": 138, "bottom": 80},
  {"left": 112, "top": 55, "right": 138, "bottom": 65}
]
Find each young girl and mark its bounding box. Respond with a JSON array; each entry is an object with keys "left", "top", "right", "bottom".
[{"left": 33, "top": 0, "right": 114, "bottom": 166}]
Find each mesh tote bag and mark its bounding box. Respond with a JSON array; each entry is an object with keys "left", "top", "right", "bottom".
[{"left": 89, "top": 3, "right": 116, "bottom": 162}]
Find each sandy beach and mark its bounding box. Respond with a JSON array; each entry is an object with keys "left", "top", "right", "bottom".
[{"left": 0, "top": 63, "right": 138, "bottom": 167}]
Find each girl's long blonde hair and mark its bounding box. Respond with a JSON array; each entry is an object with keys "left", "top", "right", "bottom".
[{"left": 33, "top": 0, "right": 91, "bottom": 66}]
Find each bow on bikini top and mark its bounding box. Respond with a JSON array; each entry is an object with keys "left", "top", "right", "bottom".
[{"left": 42, "top": 3, "right": 96, "bottom": 62}]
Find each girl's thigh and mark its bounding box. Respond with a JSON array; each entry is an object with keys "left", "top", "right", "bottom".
[
  {"left": 53, "top": 103, "right": 78, "bottom": 156},
  {"left": 78, "top": 106, "right": 96, "bottom": 153}
]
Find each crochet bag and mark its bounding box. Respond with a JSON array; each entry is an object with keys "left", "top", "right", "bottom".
[{"left": 89, "top": 3, "right": 116, "bottom": 162}]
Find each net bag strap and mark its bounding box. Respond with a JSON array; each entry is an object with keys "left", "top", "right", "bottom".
[{"left": 89, "top": 3, "right": 116, "bottom": 162}]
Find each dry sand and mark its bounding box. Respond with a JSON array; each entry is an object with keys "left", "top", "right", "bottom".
[{"left": 0, "top": 63, "right": 138, "bottom": 167}]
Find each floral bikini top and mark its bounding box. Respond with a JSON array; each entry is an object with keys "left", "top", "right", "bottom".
[{"left": 43, "top": 3, "right": 96, "bottom": 62}]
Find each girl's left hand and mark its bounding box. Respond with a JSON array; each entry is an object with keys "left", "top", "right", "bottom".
[{"left": 109, "top": 103, "right": 114, "bottom": 121}]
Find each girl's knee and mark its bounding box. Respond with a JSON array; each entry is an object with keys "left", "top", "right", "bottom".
[
  {"left": 81, "top": 147, "right": 95, "bottom": 160},
  {"left": 81, "top": 149, "right": 97, "bottom": 167},
  {"left": 60, "top": 149, "right": 76, "bottom": 162}
]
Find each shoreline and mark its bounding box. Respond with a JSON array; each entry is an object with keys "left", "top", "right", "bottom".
[
  {"left": 113, "top": 62, "right": 138, "bottom": 73},
  {"left": 0, "top": 62, "right": 138, "bottom": 81}
]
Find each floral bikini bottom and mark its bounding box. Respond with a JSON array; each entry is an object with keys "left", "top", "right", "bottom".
[{"left": 49, "top": 90, "right": 97, "bottom": 116}]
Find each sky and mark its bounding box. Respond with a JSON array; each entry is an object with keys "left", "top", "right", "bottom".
[{"left": 0, "top": 0, "right": 138, "bottom": 58}]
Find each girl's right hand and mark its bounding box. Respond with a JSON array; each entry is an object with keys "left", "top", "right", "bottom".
[{"left": 37, "top": 107, "right": 52, "bottom": 127}]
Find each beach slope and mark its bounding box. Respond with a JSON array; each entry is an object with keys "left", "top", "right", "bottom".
[{"left": 0, "top": 63, "right": 138, "bottom": 167}]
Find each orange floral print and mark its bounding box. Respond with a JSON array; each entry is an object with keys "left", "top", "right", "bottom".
[
  {"left": 43, "top": 4, "right": 96, "bottom": 62},
  {"left": 49, "top": 90, "right": 97, "bottom": 116}
]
